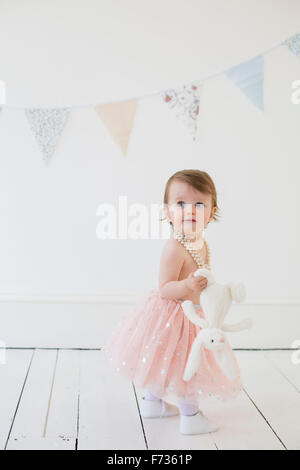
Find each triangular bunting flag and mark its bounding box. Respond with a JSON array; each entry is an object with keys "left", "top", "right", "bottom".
[
  {"left": 161, "top": 80, "right": 202, "bottom": 141},
  {"left": 225, "top": 55, "right": 264, "bottom": 111},
  {"left": 25, "top": 108, "right": 70, "bottom": 165},
  {"left": 283, "top": 33, "right": 300, "bottom": 57},
  {"left": 95, "top": 100, "right": 138, "bottom": 157}
]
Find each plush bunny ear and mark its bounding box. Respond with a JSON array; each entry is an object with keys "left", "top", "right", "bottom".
[
  {"left": 181, "top": 300, "right": 209, "bottom": 329},
  {"left": 213, "top": 341, "right": 240, "bottom": 381},
  {"left": 183, "top": 331, "right": 205, "bottom": 381},
  {"left": 227, "top": 282, "right": 246, "bottom": 303}
]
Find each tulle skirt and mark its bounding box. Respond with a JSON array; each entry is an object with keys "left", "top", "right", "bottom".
[{"left": 103, "top": 288, "right": 242, "bottom": 405}]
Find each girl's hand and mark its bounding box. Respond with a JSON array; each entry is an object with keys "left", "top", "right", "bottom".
[{"left": 184, "top": 271, "right": 208, "bottom": 293}]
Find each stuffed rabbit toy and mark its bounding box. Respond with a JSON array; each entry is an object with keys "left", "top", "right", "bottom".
[{"left": 181, "top": 268, "right": 253, "bottom": 382}]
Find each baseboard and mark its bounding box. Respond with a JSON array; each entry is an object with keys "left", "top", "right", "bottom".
[
  {"left": 1, "top": 292, "right": 300, "bottom": 305},
  {"left": 0, "top": 296, "right": 299, "bottom": 349}
]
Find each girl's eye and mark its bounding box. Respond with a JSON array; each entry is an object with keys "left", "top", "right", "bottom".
[{"left": 177, "top": 201, "right": 204, "bottom": 207}]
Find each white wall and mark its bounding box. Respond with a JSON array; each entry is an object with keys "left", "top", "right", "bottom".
[{"left": 0, "top": 1, "right": 300, "bottom": 347}]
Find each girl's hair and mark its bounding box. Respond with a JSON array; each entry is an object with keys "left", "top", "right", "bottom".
[{"left": 160, "top": 169, "right": 221, "bottom": 225}]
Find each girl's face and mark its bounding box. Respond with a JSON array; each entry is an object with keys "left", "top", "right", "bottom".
[{"left": 164, "top": 180, "right": 216, "bottom": 236}]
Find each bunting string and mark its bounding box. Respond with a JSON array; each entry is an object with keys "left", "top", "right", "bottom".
[
  {"left": 0, "top": 31, "right": 299, "bottom": 110},
  {"left": 0, "top": 31, "right": 299, "bottom": 163}
]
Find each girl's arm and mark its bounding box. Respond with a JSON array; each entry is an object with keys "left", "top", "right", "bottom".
[{"left": 158, "top": 239, "right": 192, "bottom": 300}]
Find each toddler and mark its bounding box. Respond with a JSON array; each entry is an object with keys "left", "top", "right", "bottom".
[{"left": 103, "top": 169, "right": 242, "bottom": 435}]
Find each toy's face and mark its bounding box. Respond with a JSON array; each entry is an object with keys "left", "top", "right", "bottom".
[{"left": 203, "top": 328, "right": 226, "bottom": 351}]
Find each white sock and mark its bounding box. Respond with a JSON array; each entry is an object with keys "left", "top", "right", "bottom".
[
  {"left": 178, "top": 396, "right": 198, "bottom": 416},
  {"left": 144, "top": 389, "right": 160, "bottom": 401}
]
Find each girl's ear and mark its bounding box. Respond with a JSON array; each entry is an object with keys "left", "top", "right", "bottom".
[
  {"left": 162, "top": 204, "right": 172, "bottom": 225},
  {"left": 208, "top": 205, "right": 217, "bottom": 222}
]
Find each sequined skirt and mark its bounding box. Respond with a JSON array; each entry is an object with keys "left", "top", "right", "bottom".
[{"left": 103, "top": 288, "right": 242, "bottom": 404}]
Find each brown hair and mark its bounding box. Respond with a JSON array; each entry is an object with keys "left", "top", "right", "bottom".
[{"left": 160, "top": 169, "right": 221, "bottom": 225}]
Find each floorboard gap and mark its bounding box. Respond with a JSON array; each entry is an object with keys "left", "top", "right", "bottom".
[
  {"left": 132, "top": 382, "right": 148, "bottom": 450},
  {"left": 43, "top": 349, "right": 59, "bottom": 437},
  {"left": 242, "top": 387, "right": 287, "bottom": 450},
  {"left": 4, "top": 348, "right": 36, "bottom": 450}
]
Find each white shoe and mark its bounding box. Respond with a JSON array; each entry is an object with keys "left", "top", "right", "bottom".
[
  {"left": 140, "top": 396, "right": 179, "bottom": 418},
  {"left": 180, "top": 411, "right": 219, "bottom": 435}
]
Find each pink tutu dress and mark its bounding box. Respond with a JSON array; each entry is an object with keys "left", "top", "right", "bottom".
[{"left": 103, "top": 287, "right": 243, "bottom": 406}]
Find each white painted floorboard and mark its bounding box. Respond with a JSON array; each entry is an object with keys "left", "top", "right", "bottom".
[
  {"left": 0, "top": 349, "right": 33, "bottom": 449},
  {"left": 0, "top": 349, "right": 299, "bottom": 450},
  {"left": 237, "top": 350, "right": 300, "bottom": 450},
  {"left": 77, "top": 350, "right": 145, "bottom": 450},
  {"left": 6, "top": 349, "right": 76, "bottom": 450},
  {"left": 45, "top": 349, "right": 80, "bottom": 439}
]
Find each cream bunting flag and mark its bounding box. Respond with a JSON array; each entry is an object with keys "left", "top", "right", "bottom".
[
  {"left": 161, "top": 80, "right": 202, "bottom": 141},
  {"left": 95, "top": 100, "right": 138, "bottom": 156},
  {"left": 25, "top": 108, "right": 70, "bottom": 165}
]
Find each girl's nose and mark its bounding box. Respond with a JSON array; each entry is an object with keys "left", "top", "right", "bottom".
[{"left": 184, "top": 204, "right": 195, "bottom": 215}]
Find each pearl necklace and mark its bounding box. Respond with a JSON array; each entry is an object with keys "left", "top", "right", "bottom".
[{"left": 173, "top": 228, "right": 211, "bottom": 270}]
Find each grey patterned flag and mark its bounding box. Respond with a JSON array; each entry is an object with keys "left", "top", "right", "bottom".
[
  {"left": 283, "top": 33, "right": 300, "bottom": 57},
  {"left": 25, "top": 108, "right": 70, "bottom": 165},
  {"left": 161, "top": 80, "right": 202, "bottom": 141}
]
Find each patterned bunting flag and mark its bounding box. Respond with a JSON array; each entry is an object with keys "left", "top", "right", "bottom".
[
  {"left": 94, "top": 100, "right": 138, "bottom": 157},
  {"left": 25, "top": 108, "right": 70, "bottom": 165},
  {"left": 225, "top": 55, "right": 264, "bottom": 111},
  {"left": 283, "top": 33, "right": 300, "bottom": 57},
  {"left": 161, "top": 80, "right": 202, "bottom": 141}
]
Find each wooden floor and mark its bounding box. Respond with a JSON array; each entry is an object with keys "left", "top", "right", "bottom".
[{"left": 0, "top": 348, "right": 299, "bottom": 450}]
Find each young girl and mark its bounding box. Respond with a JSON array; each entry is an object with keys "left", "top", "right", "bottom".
[{"left": 103, "top": 169, "right": 242, "bottom": 435}]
